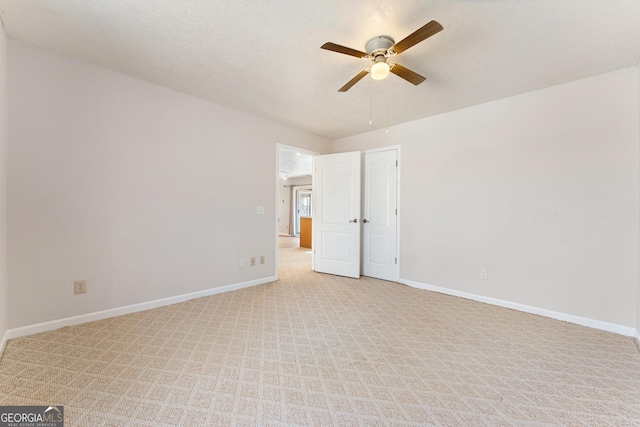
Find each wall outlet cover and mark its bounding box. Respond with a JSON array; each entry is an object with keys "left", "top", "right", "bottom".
[{"left": 74, "top": 280, "right": 87, "bottom": 294}]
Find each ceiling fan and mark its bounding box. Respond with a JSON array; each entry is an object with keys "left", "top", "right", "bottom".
[{"left": 321, "top": 20, "right": 443, "bottom": 92}]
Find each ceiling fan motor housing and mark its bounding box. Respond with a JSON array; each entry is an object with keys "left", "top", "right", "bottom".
[{"left": 365, "top": 35, "right": 395, "bottom": 56}]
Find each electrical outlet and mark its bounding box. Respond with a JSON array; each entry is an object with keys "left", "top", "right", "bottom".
[
  {"left": 240, "top": 259, "right": 246, "bottom": 268},
  {"left": 260, "top": 256, "right": 265, "bottom": 265},
  {"left": 480, "top": 269, "right": 488, "bottom": 280},
  {"left": 256, "top": 206, "right": 265, "bottom": 215},
  {"left": 74, "top": 280, "right": 87, "bottom": 294},
  {"left": 250, "top": 257, "right": 256, "bottom": 266}
]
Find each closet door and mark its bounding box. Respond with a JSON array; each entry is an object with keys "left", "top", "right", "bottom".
[
  {"left": 313, "top": 152, "right": 361, "bottom": 278},
  {"left": 362, "top": 150, "right": 398, "bottom": 281}
]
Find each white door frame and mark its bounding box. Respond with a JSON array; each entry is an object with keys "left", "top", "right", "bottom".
[
  {"left": 363, "top": 145, "right": 401, "bottom": 281},
  {"left": 275, "top": 144, "right": 400, "bottom": 281},
  {"left": 274, "top": 143, "right": 318, "bottom": 280}
]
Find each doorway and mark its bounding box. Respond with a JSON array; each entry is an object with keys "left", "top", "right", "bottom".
[
  {"left": 275, "top": 144, "right": 400, "bottom": 282},
  {"left": 275, "top": 144, "right": 318, "bottom": 278}
]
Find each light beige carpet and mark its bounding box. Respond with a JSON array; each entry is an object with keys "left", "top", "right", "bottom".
[{"left": 1, "top": 243, "right": 639, "bottom": 426}]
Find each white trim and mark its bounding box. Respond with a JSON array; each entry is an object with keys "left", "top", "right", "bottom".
[
  {"left": 363, "top": 145, "right": 401, "bottom": 155},
  {"left": 2, "top": 275, "right": 276, "bottom": 345},
  {"left": 292, "top": 185, "right": 312, "bottom": 235},
  {"left": 396, "top": 146, "right": 401, "bottom": 283},
  {"left": 399, "top": 278, "right": 637, "bottom": 337},
  {"left": 2, "top": 276, "right": 637, "bottom": 356},
  {"left": 0, "top": 330, "right": 8, "bottom": 357},
  {"left": 275, "top": 146, "right": 282, "bottom": 280}
]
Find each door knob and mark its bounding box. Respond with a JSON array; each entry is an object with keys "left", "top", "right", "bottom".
[
  {"left": 362, "top": 219, "right": 369, "bottom": 223},
  {"left": 349, "top": 219, "right": 358, "bottom": 223}
]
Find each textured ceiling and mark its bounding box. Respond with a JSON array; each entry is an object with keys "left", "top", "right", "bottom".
[
  {"left": 1, "top": 0, "right": 639, "bottom": 140},
  {"left": 279, "top": 148, "right": 312, "bottom": 179}
]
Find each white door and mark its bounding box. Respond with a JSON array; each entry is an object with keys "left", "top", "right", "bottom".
[
  {"left": 362, "top": 150, "right": 398, "bottom": 281},
  {"left": 313, "top": 152, "right": 361, "bottom": 278}
]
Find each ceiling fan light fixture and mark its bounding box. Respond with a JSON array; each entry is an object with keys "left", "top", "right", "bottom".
[
  {"left": 370, "top": 61, "right": 390, "bottom": 80},
  {"left": 321, "top": 20, "right": 442, "bottom": 91}
]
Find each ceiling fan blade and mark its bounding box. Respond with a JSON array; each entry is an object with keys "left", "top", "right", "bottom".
[
  {"left": 338, "top": 70, "right": 369, "bottom": 92},
  {"left": 321, "top": 42, "right": 368, "bottom": 59},
  {"left": 390, "top": 64, "right": 426, "bottom": 85},
  {"left": 392, "top": 20, "right": 443, "bottom": 54}
]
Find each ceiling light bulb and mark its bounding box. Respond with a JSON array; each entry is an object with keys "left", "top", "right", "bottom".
[{"left": 370, "top": 62, "right": 390, "bottom": 80}]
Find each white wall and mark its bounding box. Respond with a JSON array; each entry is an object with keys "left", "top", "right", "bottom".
[
  {"left": 0, "top": 29, "right": 8, "bottom": 345},
  {"left": 7, "top": 42, "right": 331, "bottom": 329},
  {"left": 334, "top": 67, "right": 640, "bottom": 328}
]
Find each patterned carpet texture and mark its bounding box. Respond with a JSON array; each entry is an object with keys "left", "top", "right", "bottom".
[{"left": 1, "top": 243, "right": 639, "bottom": 426}]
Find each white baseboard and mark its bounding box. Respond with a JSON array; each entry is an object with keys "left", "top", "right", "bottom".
[
  {"left": 2, "top": 275, "right": 277, "bottom": 348},
  {"left": 0, "top": 330, "right": 8, "bottom": 358},
  {"left": 399, "top": 279, "right": 637, "bottom": 337},
  {"left": 3, "top": 276, "right": 637, "bottom": 358}
]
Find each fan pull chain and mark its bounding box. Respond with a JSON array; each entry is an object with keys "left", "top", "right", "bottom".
[
  {"left": 386, "top": 76, "right": 389, "bottom": 133},
  {"left": 369, "top": 76, "right": 373, "bottom": 125}
]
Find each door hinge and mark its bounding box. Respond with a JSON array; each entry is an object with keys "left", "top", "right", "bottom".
[
  {"left": 396, "top": 160, "right": 398, "bottom": 167},
  {"left": 395, "top": 257, "right": 397, "bottom": 264},
  {"left": 395, "top": 209, "right": 397, "bottom": 216}
]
